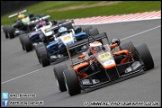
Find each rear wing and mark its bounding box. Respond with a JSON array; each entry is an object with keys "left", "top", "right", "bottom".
[
  {"left": 8, "top": 10, "right": 27, "bottom": 19},
  {"left": 49, "top": 20, "right": 74, "bottom": 31},
  {"left": 26, "top": 15, "right": 50, "bottom": 26},
  {"left": 66, "top": 32, "right": 110, "bottom": 66},
  {"left": 67, "top": 32, "right": 109, "bottom": 50}
]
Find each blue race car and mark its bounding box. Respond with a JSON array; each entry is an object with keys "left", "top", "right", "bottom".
[
  {"left": 34, "top": 22, "right": 94, "bottom": 67},
  {"left": 19, "top": 15, "right": 61, "bottom": 52}
]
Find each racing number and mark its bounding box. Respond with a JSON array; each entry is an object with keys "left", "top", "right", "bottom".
[
  {"left": 63, "top": 35, "right": 72, "bottom": 42},
  {"left": 44, "top": 28, "right": 49, "bottom": 32},
  {"left": 44, "top": 27, "right": 50, "bottom": 32},
  {"left": 98, "top": 52, "right": 111, "bottom": 61},
  {"left": 22, "top": 17, "right": 30, "bottom": 23}
]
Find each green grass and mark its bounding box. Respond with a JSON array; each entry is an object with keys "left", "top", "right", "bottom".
[{"left": 1, "top": 1, "right": 161, "bottom": 25}]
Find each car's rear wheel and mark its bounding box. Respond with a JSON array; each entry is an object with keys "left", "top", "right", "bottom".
[
  {"left": 119, "top": 41, "right": 136, "bottom": 59},
  {"left": 89, "top": 28, "right": 99, "bottom": 36},
  {"left": 119, "top": 41, "right": 135, "bottom": 53},
  {"left": 2, "top": 26, "right": 9, "bottom": 38},
  {"left": 89, "top": 28, "right": 103, "bottom": 44},
  {"left": 135, "top": 43, "right": 154, "bottom": 71},
  {"left": 53, "top": 64, "right": 68, "bottom": 92},
  {"left": 21, "top": 35, "right": 33, "bottom": 52},
  {"left": 7, "top": 26, "right": 15, "bottom": 39},
  {"left": 63, "top": 68, "right": 81, "bottom": 96},
  {"left": 39, "top": 33, "right": 48, "bottom": 44},
  {"left": 83, "top": 26, "right": 93, "bottom": 36}
]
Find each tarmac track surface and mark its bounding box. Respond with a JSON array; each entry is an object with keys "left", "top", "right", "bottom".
[{"left": 1, "top": 19, "right": 161, "bottom": 107}]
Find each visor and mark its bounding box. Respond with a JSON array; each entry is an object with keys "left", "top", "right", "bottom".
[{"left": 91, "top": 46, "right": 102, "bottom": 52}]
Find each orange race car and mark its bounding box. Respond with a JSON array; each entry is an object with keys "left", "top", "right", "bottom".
[{"left": 53, "top": 28, "right": 154, "bottom": 96}]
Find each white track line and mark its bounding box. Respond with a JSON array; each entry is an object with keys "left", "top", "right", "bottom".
[
  {"left": 121, "top": 25, "right": 161, "bottom": 41},
  {"left": 1, "top": 68, "right": 43, "bottom": 84},
  {"left": 1, "top": 25, "right": 161, "bottom": 85}
]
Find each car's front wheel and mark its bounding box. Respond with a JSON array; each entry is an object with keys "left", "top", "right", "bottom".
[
  {"left": 135, "top": 43, "right": 154, "bottom": 71},
  {"left": 21, "top": 35, "right": 33, "bottom": 52},
  {"left": 53, "top": 64, "right": 68, "bottom": 92},
  {"left": 63, "top": 68, "right": 81, "bottom": 96},
  {"left": 36, "top": 44, "right": 50, "bottom": 67}
]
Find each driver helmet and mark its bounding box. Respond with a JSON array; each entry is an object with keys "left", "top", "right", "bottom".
[
  {"left": 38, "top": 21, "right": 46, "bottom": 27},
  {"left": 89, "top": 41, "right": 102, "bottom": 54},
  {"left": 18, "top": 14, "right": 25, "bottom": 19},
  {"left": 58, "top": 26, "right": 67, "bottom": 33}
]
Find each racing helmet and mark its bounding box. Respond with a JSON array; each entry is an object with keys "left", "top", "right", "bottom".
[
  {"left": 38, "top": 21, "right": 46, "bottom": 26},
  {"left": 18, "top": 14, "right": 25, "bottom": 19},
  {"left": 89, "top": 41, "right": 102, "bottom": 54},
  {"left": 111, "top": 38, "right": 120, "bottom": 46},
  {"left": 58, "top": 26, "right": 67, "bottom": 33}
]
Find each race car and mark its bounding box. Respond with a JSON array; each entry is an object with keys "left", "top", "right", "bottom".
[
  {"left": 2, "top": 9, "right": 46, "bottom": 39},
  {"left": 19, "top": 19, "right": 82, "bottom": 52},
  {"left": 34, "top": 23, "right": 96, "bottom": 67},
  {"left": 18, "top": 15, "right": 53, "bottom": 52},
  {"left": 53, "top": 28, "right": 154, "bottom": 96}
]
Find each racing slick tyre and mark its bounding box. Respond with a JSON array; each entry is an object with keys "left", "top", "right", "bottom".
[
  {"left": 135, "top": 43, "right": 154, "bottom": 71},
  {"left": 21, "top": 35, "right": 33, "bottom": 52},
  {"left": 39, "top": 33, "right": 48, "bottom": 44},
  {"left": 53, "top": 64, "right": 68, "bottom": 92},
  {"left": 2, "top": 26, "right": 9, "bottom": 38},
  {"left": 89, "top": 28, "right": 99, "bottom": 36},
  {"left": 7, "top": 26, "right": 15, "bottom": 39},
  {"left": 37, "top": 45, "right": 50, "bottom": 67},
  {"left": 19, "top": 34, "right": 27, "bottom": 50},
  {"left": 35, "top": 43, "right": 45, "bottom": 63},
  {"left": 119, "top": 41, "right": 135, "bottom": 57},
  {"left": 74, "top": 26, "right": 82, "bottom": 34},
  {"left": 41, "top": 55, "right": 50, "bottom": 67},
  {"left": 65, "top": 21, "right": 73, "bottom": 29},
  {"left": 63, "top": 68, "right": 81, "bottom": 96},
  {"left": 83, "top": 26, "right": 93, "bottom": 36},
  {"left": 89, "top": 28, "right": 103, "bottom": 44}
]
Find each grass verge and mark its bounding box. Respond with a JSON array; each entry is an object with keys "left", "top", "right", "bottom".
[{"left": 1, "top": 1, "right": 161, "bottom": 25}]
